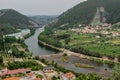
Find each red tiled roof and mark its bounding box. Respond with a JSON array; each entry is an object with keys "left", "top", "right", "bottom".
[
  {"left": 28, "top": 72, "right": 33, "bottom": 76},
  {"left": 2, "top": 68, "right": 7, "bottom": 72},
  {"left": 33, "top": 78, "right": 41, "bottom": 80},
  {"left": 63, "top": 72, "right": 75, "bottom": 79},
  {"left": 47, "top": 78, "right": 52, "bottom": 80},
  {"left": 4, "top": 77, "right": 19, "bottom": 80},
  {"left": 0, "top": 68, "right": 31, "bottom": 76}
]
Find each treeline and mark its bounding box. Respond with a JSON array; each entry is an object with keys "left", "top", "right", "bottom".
[
  {"left": 38, "top": 41, "right": 60, "bottom": 53},
  {"left": 36, "top": 57, "right": 120, "bottom": 80},
  {"left": 7, "top": 61, "right": 43, "bottom": 70},
  {"left": 29, "top": 15, "right": 57, "bottom": 25},
  {"left": 0, "top": 36, "right": 31, "bottom": 58},
  {"left": 36, "top": 57, "right": 104, "bottom": 80},
  {"left": 38, "top": 34, "right": 62, "bottom": 47},
  {"left": 70, "top": 46, "right": 120, "bottom": 62},
  {"left": 38, "top": 27, "right": 120, "bottom": 62},
  {"left": 38, "top": 27, "right": 62, "bottom": 47},
  {"left": 0, "top": 9, "right": 31, "bottom": 26},
  {"left": 70, "top": 46, "right": 102, "bottom": 58},
  {"left": 0, "top": 25, "right": 19, "bottom": 34},
  {"left": 24, "top": 27, "right": 36, "bottom": 39}
]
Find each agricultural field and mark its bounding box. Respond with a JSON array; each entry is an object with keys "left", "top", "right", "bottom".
[
  {"left": 55, "top": 29, "right": 120, "bottom": 57},
  {"left": 39, "top": 25, "right": 120, "bottom": 58}
]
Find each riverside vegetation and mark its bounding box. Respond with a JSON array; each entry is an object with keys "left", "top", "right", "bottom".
[
  {"left": 38, "top": 0, "right": 120, "bottom": 61},
  {"left": 1, "top": 0, "right": 120, "bottom": 79},
  {"left": 38, "top": 25, "right": 120, "bottom": 61},
  {"left": 36, "top": 56, "right": 120, "bottom": 80},
  {"left": 38, "top": 0, "right": 120, "bottom": 79}
]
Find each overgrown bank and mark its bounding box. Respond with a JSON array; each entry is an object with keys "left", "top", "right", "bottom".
[
  {"left": 38, "top": 27, "right": 120, "bottom": 63},
  {"left": 38, "top": 40, "right": 61, "bottom": 53}
]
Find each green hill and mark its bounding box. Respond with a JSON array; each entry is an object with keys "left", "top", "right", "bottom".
[
  {"left": 39, "top": 0, "right": 120, "bottom": 59},
  {"left": 52, "top": 0, "right": 120, "bottom": 28},
  {"left": 0, "top": 9, "right": 38, "bottom": 34},
  {"left": 29, "top": 15, "right": 57, "bottom": 26}
]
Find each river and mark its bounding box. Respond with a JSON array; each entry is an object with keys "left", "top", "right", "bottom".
[
  {"left": 25, "top": 27, "right": 55, "bottom": 56},
  {"left": 25, "top": 26, "right": 112, "bottom": 77}
]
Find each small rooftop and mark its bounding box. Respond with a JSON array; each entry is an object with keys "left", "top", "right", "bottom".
[{"left": 63, "top": 72, "right": 75, "bottom": 78}]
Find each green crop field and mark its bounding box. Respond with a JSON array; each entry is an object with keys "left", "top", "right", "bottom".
[
  {"left": 40, "top": 29, "right": 120, "bottom": 57},
  {"left": 56, "top": 30, "right": 120, "bottom": 57}
]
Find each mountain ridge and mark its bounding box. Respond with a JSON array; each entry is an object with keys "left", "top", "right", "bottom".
[
  {"left": 0, "top": 9, "right": 38, "bottom": 34},
  {"left": 52, "top": 0, "right": 120, "bottom": 28}
]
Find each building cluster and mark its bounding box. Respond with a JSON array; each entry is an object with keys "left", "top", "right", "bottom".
[
  {"left": 0, "top": 68, "right": 31, "bottom": 77},
  {"left": 71, "top": 23, "right": 120, "bottom": 37},
  {"left": 42, "top": 66, "right": 76, "bottom": 80},
  {"left": 0, "top": 68, "right": 42, "bottom": 80},
  {"left": 60, "top": 72, "right": 75, "bottom": 80},
  {"left": 0, "top": 68, "right": 43, "bottom": 80},
  {"left": 0, "top": 66, "right": 76, "bottom": 80}
]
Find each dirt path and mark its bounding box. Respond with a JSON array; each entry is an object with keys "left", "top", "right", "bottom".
[{"left": 39, "top": 40, "right": 119, "bottom": 63}]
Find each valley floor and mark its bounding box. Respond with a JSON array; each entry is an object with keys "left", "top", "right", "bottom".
[{"left": 38, "top": 40, "right": 119, "bottom": 63}]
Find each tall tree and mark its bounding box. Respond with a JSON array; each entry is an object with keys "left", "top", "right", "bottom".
[{"left": 0, "top": 56, "right": 3, "bottom": 64}]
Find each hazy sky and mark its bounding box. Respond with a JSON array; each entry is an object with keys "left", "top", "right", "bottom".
[{"left": 0, "top": 0, "right": 86, "bottom": 15}]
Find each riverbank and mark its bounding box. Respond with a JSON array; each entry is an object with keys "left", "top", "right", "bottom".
[
  {"left": 25, "top": 27, "right": 56, "bottom": 55},
  {"left": 38, "top": 40, "right": 119, "bottom": 65},
  {"left": 39, "top": 54, "right": 112, "bottom": 77},
  {"left": 24, "top": 26, "right": 43, "bottom": 39},
  {"left": 38, "top": 40, "right": 61, "bottom": 53},
  {"left": 38, "top": 26, "right": 120, "bottom": 62}
]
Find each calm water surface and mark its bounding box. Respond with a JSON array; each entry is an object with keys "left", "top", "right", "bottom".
[
  {"left": 25, "top": 27, "right": 55, "bottom": 56},
  {"left": 25, "top": 27, "right": 112, "bottom": 77}
]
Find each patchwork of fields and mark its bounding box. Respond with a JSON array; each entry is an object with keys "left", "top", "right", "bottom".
[{"left": 55, "top": 30, "right": 120, "bottom": 57}]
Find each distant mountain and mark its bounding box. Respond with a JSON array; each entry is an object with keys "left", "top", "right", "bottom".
[
  {"left": 52, "top": 0, "right": 120, "bottom": 28},
  {"left": 29, "top": 15, "right": 57, "bottom": 26},
  {"left": 0, "top": 9, "right": 38, "bottom": 34}
]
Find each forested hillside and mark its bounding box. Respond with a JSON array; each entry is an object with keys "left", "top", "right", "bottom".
[
  {"left": 52, "top": 0, "right": 120, "bottom": 28},
  {"left": 0, "top": 9, "right": 38, "bottom": 34},
  {"left": 39, "top": 0, "right": 120, "bottom": 60},
  {"left": 29, "top": 15, "right": 57, "bottom": 26}
]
